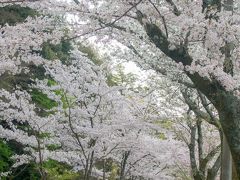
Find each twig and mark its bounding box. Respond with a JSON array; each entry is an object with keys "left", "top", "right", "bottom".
[
  {"left": 67, "top": 0, "right": 143, "bottom": 40},
  {"left": 148, "top": 0, "right": 168, "bottom": 38}
]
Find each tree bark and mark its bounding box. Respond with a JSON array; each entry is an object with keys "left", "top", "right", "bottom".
[
  {"left": 221, "top": 0, "right": 235, "bottom": 179},
  {"left": 119, "top": 151, "right": 130, "bottom": 180},
  {"left": 197, "top": 120, "right": 206, "bottom": 179},
  {"left": 221, "top": 134, "right": 232, "bottom": 180},
  {"left": 137, "top": 4, "right": 240, "bottom": 176},
  {"left": 218, "top": 106, "right": 240, "bottom": 179},
  {"left": 189, "top": 125, "right": 201, "bottom": 180},
  {"left": 207, "top": 155, "right": 221, "bottom": 180},
  {"left": 233, "top": 161, "right": 238, "bottom": 180}
]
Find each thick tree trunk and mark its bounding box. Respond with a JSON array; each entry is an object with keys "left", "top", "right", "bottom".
[
  {"left": 137, "top": 6, "right": 240, "bottom": 177},
  {"left": 218, "top": 98, "right": 240, "bottom": 179},
  {"left": 233, "top": 161, "right": 238, "bottom": 180},
  {"left": 221, "top": 134, "right": 232, "bottom": 180},
  {"left": 221, "top": 0, "right": 235, "bottom": 178}
]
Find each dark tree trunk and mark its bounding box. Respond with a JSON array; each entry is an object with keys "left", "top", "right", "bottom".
[
  {"left": 218, "top": 102, "right": 240, "bottom": 179},
  {"left": 120, "top": 151, "right": 130, "bottom": 180},
  {"left": 221, "top": 134, "right": 232, "bottom": 180},
  {"left": 136, "top": 3, "right": 240, "bottom": 176}
]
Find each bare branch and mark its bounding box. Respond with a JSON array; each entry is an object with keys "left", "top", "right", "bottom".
[
  {"left": 203, "top": 145, "right": 221, "bottom": 164},
  {"left": 206, "top": 155, "right": 221, "bottom": 180},
  {"left": 67, "top": 0, "right": 143, "bottom": 40},
  {"left": 165, "top": 0, "right": 181, "bottom": 16},
  {"left": 148, "top": 0, "right": 168, "bottom": 38}
]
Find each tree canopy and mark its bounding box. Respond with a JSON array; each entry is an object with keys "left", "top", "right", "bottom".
[{"left": 0, "top": 0, "right": 239, "bottom": 179}]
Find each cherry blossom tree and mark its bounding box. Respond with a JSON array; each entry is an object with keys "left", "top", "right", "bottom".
[
  {"left": 3, "top": 0, "right": 240, "bottom": 178},
  {"left": 138, "top": 72, "right": 222, "bottom": 179},
  {"left": 0, "top": 2, "right": 186, "bottom": 179},
  {"left": 55, "top": 0, "right": 240, "bottom": 176}
]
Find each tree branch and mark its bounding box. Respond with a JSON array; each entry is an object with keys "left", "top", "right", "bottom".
[
  {"left": 67, "top": 0, "right": 143, "bottom": 40},
  {"left": 148, "top": 0, "right": 168, "bottom": 38},
  {"left": 165, "top": 0, "right": 181, "bottom": 16},
  {"left": 206, "top": 154, "right": 221, "bottom": 180},
  {"left": 203, "top": 145, "right": 221, "bottom": 166},
  {"left": 136, "top": 10, "right": 225, "bottom": 107}
]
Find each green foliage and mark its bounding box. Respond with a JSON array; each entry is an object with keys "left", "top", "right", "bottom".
[
  {"left": 27, "top": 64, "right": 47, "bottom": 80},
  {"left": 155, "top": 120, "right": 173, "bottom": 130},
  {"left": 154, "top": 120, "right": 173, "bottom": 140},
  {"left": 109, "top": 163, "right": 118, "bottom": 180},
  {"left": 0, "top": 5, "right": 78, "bottom": 179},
  {"left": 95, "top": 158, "right": 113, "bottom": 172},
  {"left": 155, "top": 132, "right": 167, "bottom": 140},
  {"left": 0, "top": 140, "right": 40, "bottom": 180},
  {"left": 106, "top": 73, "right": 118, "bottom": 87},
  {"left": 41, "top": 43, "right": 57, "bottom": 60},
  {"left": 78, "top": 44, "right": 103, "bottom": 65},
  {"left": 10, "top": 163, "right": 41, "bottom": 180},
  {"left": 0, "top": 5, "right": 37, "bottom": 26},
  {"left": 44, "top": 159, "right": 79, "bottom": 180},
  {"left": 37, "top": 132, "right": 51, "bottom": 139},
  {"left": 0, "top": 73, "right": 30, "bottom": 92},
  {"left": 30, "top": 88, "right": 58, "bottom": 110},
  {"left": 0, "top": 140, "right": 13, "bottom": 172},
  {"left": 46, "top": 144, "right": 61, "bottom": 151},
  {"left": 41, "top": 40, "right": 72, "bottom": 64},
  {"left": 94, "top": 159, "right": 119, "bottom": 180},
  {"left": 106, "top": 64, "right": 137, "bottom": 88},
  {"left": 53, "top": 89, "right": 75, "bottom": 109},
  {"left": 0, "top": 65, "right": 46, "bottom": 93},
  {"left": 0, "top": 73, "right": 17, "bottom": 92},
  {"left": 47, "top": 80, "right": 74, "bottom": 109},
  {"left": 47, "top": 79, "right": 58, "bottom": 86}
]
